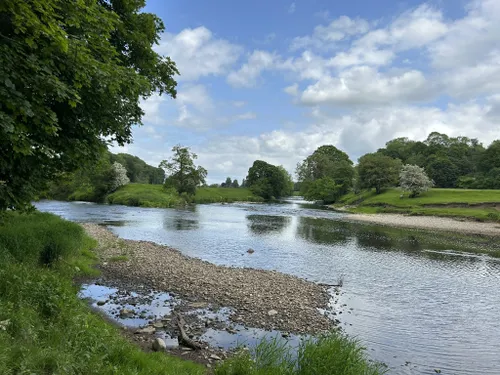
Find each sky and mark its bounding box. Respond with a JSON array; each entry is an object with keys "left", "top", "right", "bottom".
[{"left": 111, "top": 0, "right": 500, "bottom": 184}]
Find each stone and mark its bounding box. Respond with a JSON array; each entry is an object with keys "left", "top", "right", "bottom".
[
  {"left": 152, "top": 338, "right": 166, "bottom": 352},
  {"left": 119, "top": 308, "right": 134, "bottom": 318},
  {"left": 136, "top": 326, "right": 155, "bottom": 334},
  {"left": 247, "top": 248, "right": 255, "bottom": 254},
  {"left": 188, "top": 301, "right": 209, "bottom": 309},
  {"left": 267, "top": 309, "right": 278, "bottom": 316},
  {"left": 97, "top": 300, "right": 106, "bottom": 306},
  {"left": 153, "top": 322, "right": 164, "bottom": 328},
  {"left": 164, "top": 337, "right": 179, "bottom": 349},
  {"left": 210, "top": 354, "right": 222, "bottom": 361}
]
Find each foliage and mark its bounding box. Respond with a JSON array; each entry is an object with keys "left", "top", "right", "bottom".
[
  {"left": 246, "top": 161, "right": 291, "bottom": 199},
  {"left": 107, "top": 184, "right": 182, "bottom": 208},
  {"left": 193, "top": 187, "right": 264, "bottom": 204},
  {"left": 357, "top": 153, "right": 402, "bottom": 194},
  {"left": 297, "top": 145, "right": 354, "bottom": 202},
  {"left": 0, "top": 212, "right": 204, "bottom": 375},
  {"left": 426, "top": 156, "right": 459, "bottom": 188},
  {"left": 111, "top": 153, "right": 165, "bottom": 184},
  {"left": 0, "top": 0, "right": 178, "bottom": 211},
  {"left": 399, "top": 164, "right": 433, "bottom": 197},
  {"left": 215, "top": 332, "right": 385, "bottom": 375},
  {"left": 303, "top": 178, "right": 342, "bottom": 203},
  {"left": 160, "top": 145, "right": 207, "bottom": 195},
  {"left": 232, "top": 179, "right": 240, "bottom": 188},
  {"left": 110, "top": 162, "right": 130, "bottom": 192}
]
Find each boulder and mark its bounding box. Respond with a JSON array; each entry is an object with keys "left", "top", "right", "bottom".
[{"left": 152, "top": 338, "right": 166, "bottom": 352}]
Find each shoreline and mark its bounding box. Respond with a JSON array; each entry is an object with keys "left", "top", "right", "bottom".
[
  {"left": 344, "top": 212, "right": 500, "bottom": 236},
  {"left": 82, "top": 223, "right": 335, "bottom": 334}
]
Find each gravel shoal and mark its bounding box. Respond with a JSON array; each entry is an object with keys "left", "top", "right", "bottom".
[
  {"left": 82, "top": 223, "right": 333, "bottom": 334},
  {"left": 346, "top": 213, "right": 500, "bottom": 236}
]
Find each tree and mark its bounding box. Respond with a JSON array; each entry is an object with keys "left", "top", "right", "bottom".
[
  {"left": 400, "top": 164, "right": 433, "bottom": 198},
  {"left": 110, "top": 162, "right": 130, "bottom": 192},
  {"left": 231, "top": 179, "right": 239, "bottom": 188},
  {"left": 225, "top": 177, "right": 232, "bottom": 187},
  {"left": 277, "top": 166, "right": 294, "bottom": 196},
  {"left": 241, "top": 178, "right": 247, "bottom": 188},
  {"left": 159, "top": 146, "right": 207, "bottom": 195},
  {"left": 110, "top": 153, "right": 165, "bottom": 184},
  {"left": 426, "top": 156, "right": 460, "bottom": 188},
  {"left": 246, "top": 160, "right": 288, "bottom": 199},
  {"left": 358, "top": 153, "right": 402, "bottom": 194},
  {"left": 0, "top": 0, "right": 178, "bottom": 210},
  {"left": 303, "top": 178, "right": 341, "bottom": 204},
  {"left": 296, "top": 145, "right": 354, "bottom": 201}
]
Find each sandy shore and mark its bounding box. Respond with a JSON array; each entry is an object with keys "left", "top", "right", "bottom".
[
  {"left": 82, "top": 223, "right": 334, "bottom": 334},
  {"left": 345, "top": 213, "right": 500, "bottom": 236}
]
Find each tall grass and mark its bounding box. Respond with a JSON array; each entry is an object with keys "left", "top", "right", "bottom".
[
  {"left": 215, "top": 333, "right": 386, "bottom": 375},
  {"left": 0, "top": 212, "right": 204, "bottom": 375}
]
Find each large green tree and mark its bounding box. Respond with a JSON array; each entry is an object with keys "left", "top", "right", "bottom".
[
  {"left": 296, "top": 145, "right": 354, "bottom": 202},
  {"left": 358, "top": 153, "right": 402, "bottom": 194},
  {"left": 246, "top": 161, "right": 289, "bottom": 199},
  {"left": 159, "top": 146, "right": 207, "bottom": 195},
  {"left": 0, "top": 0, "right": 178, "bottom": 210}
]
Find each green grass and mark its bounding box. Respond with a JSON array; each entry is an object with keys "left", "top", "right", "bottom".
[
  {"left": 0, "top": 212, "right": 204, "bottom": 375},
  {"left": 336, "top": 188, "right": 500, "bottom": 222},
  {"left": 215, "top": 333, "right": 385, "bottom": 375},
  {"left": 107, "top": 184, "right": 183, "bottom": 208},
  {"left": 193, "top": 187, "right": 264, "bottom": 203},
  {"left": 109, "top": 255, "right": 129, "bottom": 262}
]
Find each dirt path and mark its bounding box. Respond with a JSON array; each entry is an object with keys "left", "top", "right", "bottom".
[
  {"left": 345, "top": 213, "right": 500, "bottom": 236},
  {"left": 82, "top": 223, "right": 334, "bottom": 334}
]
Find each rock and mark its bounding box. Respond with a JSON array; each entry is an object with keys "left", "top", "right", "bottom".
[
  {"left": 136, "top": 326, "right": 155, "bottom": 334},
  {"left": 210, "top": 354, "right": 222, "bottom": 361},
  {"left": 247, "top": 248, "right": 255, "bottom": 254},
  {"left": 267, "top": 309, "right": 278, "bottom": 316},
  {"left": 164, "top": 337, "right": 179, "bottom": 349},
  {"left": 97, "top": 300, "right": 106, "bottom": 306},
  {"left": 153, "top": 322, "right": 164, "bottom": 328},
  {"left": 188, "top": 301, "right": 209, "bottom": 309},
  {"left": 119, "top": 308, "right": 134, "bottom": 318},
  {"left": 152, "top": 338, "right": 166, "bottom": 352}
]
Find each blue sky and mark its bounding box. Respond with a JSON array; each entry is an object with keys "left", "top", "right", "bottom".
[{"left": 112, "top": 0, "right": 500, "bottom": 184}]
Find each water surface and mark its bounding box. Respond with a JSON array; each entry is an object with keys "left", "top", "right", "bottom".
[{"left": 37, "top": 199, "right": 500, "bottom": 375}]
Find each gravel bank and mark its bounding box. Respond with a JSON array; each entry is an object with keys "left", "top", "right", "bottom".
[
  {"left": 346, "top": 213, "right": 500, "bottom": 236},
  {"left": 82, "top": 224, "right": 333, "bottom": 334}
]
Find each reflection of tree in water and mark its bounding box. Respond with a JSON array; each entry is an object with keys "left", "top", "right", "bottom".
[
  {"left": 246, "top": 215, "right": 291, "bottom": 235},
  {"left": 163, "top": 217, "right": 199, "bottom": 231},
  {"left": 296, "top": 217, "right": 350, "bottom": 244}
]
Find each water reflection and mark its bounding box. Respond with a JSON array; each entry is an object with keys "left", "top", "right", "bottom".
[
  {"left": 296, "top": 217, "right": 350, "bottom": 245},
  {"left": 246, "top": 214, "right": 292, "bottom": 235}
]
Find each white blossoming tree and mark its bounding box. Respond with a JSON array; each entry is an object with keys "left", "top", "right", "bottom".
[
  {"left": 110, "top": 162, "right": 130, "bottom": 192},
  {"left": 400, "top": 164, "right": 433, "bottom": 198}
]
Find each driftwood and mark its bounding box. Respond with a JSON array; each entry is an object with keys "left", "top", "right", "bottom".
[
  {"left": 175, "top": 313, "right": 203, "bottom": 350},
  {"left": 318, "top": 282, "right": 342, "bottom": 287}
]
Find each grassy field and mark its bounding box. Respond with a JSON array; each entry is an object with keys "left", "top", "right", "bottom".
[
  {"left": 337, "top": 188, "right": 500, "bottom": 222},
  {"left": 193, "top": 187, "right": 264, "bottom": 203},
  {"left": 106, "top": 184, "right": 263, "bottom": 207},
  {"left": 0, "top": 212, "right": 204, "bottom": 375}
]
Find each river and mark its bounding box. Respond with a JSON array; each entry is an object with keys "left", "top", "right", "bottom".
[{"left": 36, "top": 199, "right": 500, "bottom": 375}]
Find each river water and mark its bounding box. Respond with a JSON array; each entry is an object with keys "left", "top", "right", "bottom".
[{"left": 36, "top": 199, "right": 500, "bottom": 375}]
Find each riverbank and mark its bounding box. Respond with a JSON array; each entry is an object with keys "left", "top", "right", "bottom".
[
  {"left": 0, "top": 212, "right": 204, "bottom": 375},
  {"left": 345, "top": 212, "right": 500, "bottom": 236},
  {"left": 83, "top": 223, "right": 333, "bottom": 334},
  {"left": 335, "top": 188, "right": 500, "bottom": 223}
]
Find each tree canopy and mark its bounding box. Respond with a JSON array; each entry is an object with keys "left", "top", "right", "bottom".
[
  {"left": 160, "top": 146, "right": 207, "bottom": 195},
  {"left": 246, "top": 161, "right": 291, "bottom": 199},
  {"left": 0, "top": 0, "right": 178, "bottom": 210},
  {"left": 357, "top": 153, "right": 402, "bottom": 194}
]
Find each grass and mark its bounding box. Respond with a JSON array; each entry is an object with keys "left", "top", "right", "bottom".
[
  {"left": 109, "top": 255, "right": 129, "bottom": 262},
  {"left": 336, "top": 188, "right": 500, "bottom": 222},
  {"left": 215, "top": 333, "right": 385, "bottom": 375},
  {"left": 193, "top": 187, "right": 264, "bottom": 204},
  {"left": 107, "top": 184, "right": 183, "bottom": 208},
  {"left": 0, "top": 211, "right": 204, "bottom": 375}
]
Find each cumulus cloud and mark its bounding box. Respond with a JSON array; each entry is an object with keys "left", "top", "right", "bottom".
[
  {"left": 156, "top": 27, "right": 242, "bottom": 80},
  {"left": 227, "top": 50, "right": 279, "bottom": 87}
]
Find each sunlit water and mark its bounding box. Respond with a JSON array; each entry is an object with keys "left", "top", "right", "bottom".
[{"left": 36, "top": 199, "right": 500, "bottom": 375}]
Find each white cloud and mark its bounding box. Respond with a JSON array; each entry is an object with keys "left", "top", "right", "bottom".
[
  {"left": 284, "top": 83, "right": 299, "bottom": 96},
  {"left": 291, "top": 16, "right": 370, "bottom": 50},
  {"left": 227, "top": 50, "right": 278, "bottom": 87},
  {"left": 232, "top": 101, "right": 246, "bottom": 107},
  {"left": 288, "top": 2, "right": 296, "bottom": 14},
  {"left": 156, "top": 27, "right": 242, "bottom": 81},
  {"left": 300, "top": 66, "right": 432, "bottom": 106}
]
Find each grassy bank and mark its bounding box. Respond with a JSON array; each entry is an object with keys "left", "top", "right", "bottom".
[
  {"left": 106, "top": 184, "right": 264, "bottom": 207},
  {"left": 215, "top": 334, "right": 385, "bottom": 375},
  {"left": 0, "top": 212, "right": 204, "bottom": 375},
  {"left": 336, "top": 188, "right": 500, "bottom": 222}
]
